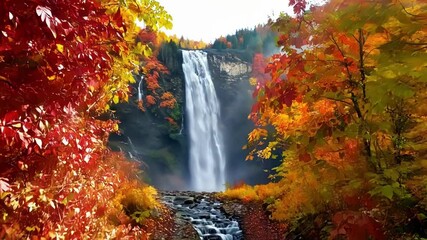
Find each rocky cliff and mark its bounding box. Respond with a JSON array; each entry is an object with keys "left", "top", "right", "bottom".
[
  {"left": 108, "top": 49, "right": 274, "bottom": 190},
  {"left": 205, "top": 49, "right": 273, "bottom": 185}
]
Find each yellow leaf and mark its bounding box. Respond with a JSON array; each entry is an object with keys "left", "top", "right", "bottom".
[
  {"left": 56, "top": 44, "right": 64, "bottom": 53},
  {"left": 47, "top": 75, "right": 56, "bottom": 81},
  {"left": 249, "top": 77, "right": 257, "bottom": 86},
  {"left": 113, "top": 95, "right": 119, "bottom": 104},
  {"left": 26, "top": 226, "right": 39, "bottom": 232},
  {"left": 381, "top": 70, "right": 397, "bottom": 79}
]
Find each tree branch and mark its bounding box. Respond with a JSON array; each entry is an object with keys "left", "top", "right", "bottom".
[
  {"left": 358, "top": 29, "right": 367, "bottom": 102},
  {"left": 0, "top": 76, "right": 14, "bottom": 89},
  {"left": 322, "top": 96, "right": 353, "bottom": 106},
  {"left": 398, "top": 0, "right": 421, "bottom": 18}
]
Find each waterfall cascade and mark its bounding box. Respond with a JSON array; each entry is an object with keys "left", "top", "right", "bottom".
[
  {"left": 162, "top": 193, "right": 243, "bottom": 240},
  {"left": 137, "top": 76, "right": 144, "bottom": 101},
  {"left": 178, "top": 110, "right": 184, "bottom": 135},
  {"left": 182, "top": 50, "right": 226, "bottom": 192}
]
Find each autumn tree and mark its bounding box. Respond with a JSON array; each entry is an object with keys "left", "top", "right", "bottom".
[
  {"left": 250, "top": 53, "right": 269, "bottom": 86},
  {"left": 225, "top": 0, "right": 427, "bottom": 238},
  {"left": 0, "top": 0, "right": 171, "bottom": 238},
  {"left": 168, "top": 35, "right": 209, "bottom": 49}
]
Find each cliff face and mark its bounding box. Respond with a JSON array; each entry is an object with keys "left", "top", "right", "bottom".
[
  {"left": 206, "top": 49, "right": 273, "bottom": 186},
  {"left": 108, "top": 49, "right": 273, "bottom": 190},
  {"left": 208, "top": 50, "right": 252, "bottom": 81},
  {"left": 108, "top": 51, "right": 188, "bottom": 191},
  {"left": 207, "top": 49, "right": 252, "bottom": 105}
]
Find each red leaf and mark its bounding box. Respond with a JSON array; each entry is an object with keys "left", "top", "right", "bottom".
[
  {"left": 36, "top": 6, "right": 61, "bottom": 38},
  {"left": 280, "top": 84, "right": 297, "bottom": 107},
  {"left": 3, "top": 110, "right": 19, "bottom": 124},
  {"left": 298, "top": 153, "right": 311, "bottom": 162},
  {"left": 3, "top": 127, "right": 15, "bottom": 138},
  {"left": 289, "top": 0, "right": 307, "bottom": 15}
]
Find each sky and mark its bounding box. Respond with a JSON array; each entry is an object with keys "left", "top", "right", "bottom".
[{"left": 156, "top": 0, "right": 293, "bottom": 43}]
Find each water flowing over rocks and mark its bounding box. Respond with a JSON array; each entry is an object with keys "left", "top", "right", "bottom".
[{"left": 162, "top": 191, "right": 243, "bottom": 240}]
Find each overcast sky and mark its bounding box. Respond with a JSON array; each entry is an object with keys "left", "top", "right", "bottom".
[{"left": 157, "top": 0, "right": 293, "bottom": 43}]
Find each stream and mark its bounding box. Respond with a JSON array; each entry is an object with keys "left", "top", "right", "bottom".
[{"left": 162, "top": 192, "right": 243, "bottom": 240}]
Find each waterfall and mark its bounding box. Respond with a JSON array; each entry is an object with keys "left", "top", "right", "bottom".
[
  {"left": 127, "top": 136, "right": 138, "bottom": 154},
  {"left": 178, "top": 108, "right": 184, "bottom": 135},
  {"left": 138, "top": 76, "right": 144, "bottom": 101},
  {"left": 182, "top": 50, "right": 226, "bottom": 192}
]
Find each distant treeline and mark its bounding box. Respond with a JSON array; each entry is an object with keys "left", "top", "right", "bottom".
[
  {"left": 211, "top": 25, "right": 279, "bottom": 55},
  {"left": 157, "top": 24, "right": 279, "bottom": 67}
]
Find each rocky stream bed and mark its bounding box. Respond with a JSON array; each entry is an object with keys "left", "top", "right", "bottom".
[
  {"left": 161, "top": 191, "right": 243, "bottom": 240},
  {"left": 159, "top": 191, "right": 287, "bottom": 240}
]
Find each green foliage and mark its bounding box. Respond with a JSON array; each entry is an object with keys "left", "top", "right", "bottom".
[
  {"left": 158, "top": 40, "right": 181, "bottom": 74},
  {"left": 131, "top": 210, "right": 151, "bottom": 224},
  {"left": 146, "top": 148, "right": 177, "bottom": 171}
]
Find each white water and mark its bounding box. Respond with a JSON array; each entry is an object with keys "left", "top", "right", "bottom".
[
  {"left": 138, "top": 76, "right": 144, "bottom": 101},
  {"left": 182, "top": 50, "right": 226, "bottom": 192},
  {"left": 162, "top": 194, "right": 242, "bottom": 240},
  {"left": 179, "top": 108, "right": 184, "bottom": 135}
]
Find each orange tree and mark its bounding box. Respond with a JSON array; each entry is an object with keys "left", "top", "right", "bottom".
[
  {"left": 0, "top": 0, "right": 171, "bottom": 238},
  {"left": 135, "top": 29, "right": 177, "bottom": 113},
  {"left": 224, "top": 0, "right": 427, "bottom": 238}
]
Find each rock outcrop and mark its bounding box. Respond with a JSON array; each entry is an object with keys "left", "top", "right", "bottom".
[
  {"left": 206, "top": 49, "right": 252, "bottom": 99},
  {"left": 208, "top": 50, "right": 251, "bottom": 79}
]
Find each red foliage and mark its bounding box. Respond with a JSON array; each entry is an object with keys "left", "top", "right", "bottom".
[
  {"left": 138, "top": 29, "right": 157, "bottom": 44},
  {"left": 240, "top": 202, "right": 287, "bottom": 240},
  {"left": 145, "top": 95, "right": 157, "bottom": 106},
  {"left": 330, "top": 211, "right": 385, "bottom": 240},
  {"left": 0, "top": 0, "right": 158, "bottom": 238},
  {"left": 0, "top": 0, "right": 122, "bottom": 172},
  {"left": 138, "top": 55, "right": 177, "bottom": 113},
  {"left": 165, "top": 117, "right": 177, "bottom": 126},
  {"left": 142, "top": 57, "right": 167, "bottom": 94},
  {"left": 343, "top": 193, "right": 377, "bottom": 210},
  {"left": 138, "top": 99, "right": 146, "bottom": 112},
  {"left": 251, "top": 53, "right": 269, "bottom": 84},
  {"left": 159, "top": 92, "right": 176, "bottom": 109},
  {"left": 231, "top": 180, "right": 247, "bottom": 189},
  {"left": 289, "top": 0, "right": 307, "bottom": 15}
]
